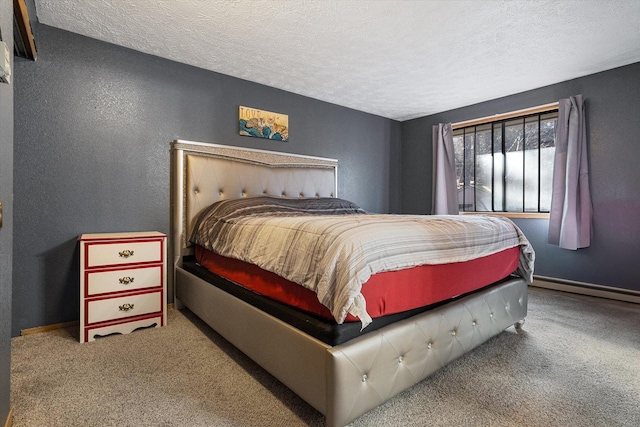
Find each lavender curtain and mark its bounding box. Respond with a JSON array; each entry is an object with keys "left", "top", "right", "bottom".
[
  {"left": 431, "top": 123, "right": 458, "bottom": 215},
  {"left": 548, "top": 94, "right": 593, "bottom": 249}
]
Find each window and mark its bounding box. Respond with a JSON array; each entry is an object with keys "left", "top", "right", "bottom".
[{"left": 453, "top": 107, "right": 558, "bottom": 214}]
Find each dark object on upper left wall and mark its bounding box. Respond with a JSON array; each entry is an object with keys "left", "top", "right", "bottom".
[{"left": 13, "top": 0, "right": 36, "bottom": 60}]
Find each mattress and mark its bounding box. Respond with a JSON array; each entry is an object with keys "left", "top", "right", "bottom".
[
  {"left": 190, "top": 197, "right": 534, "bottom": 329},
  {"left": 182, "top": 257, "right": 520, "bottom": 346},
  {"left": 195, "top": 244, "right": 521, "bottom": 321}
]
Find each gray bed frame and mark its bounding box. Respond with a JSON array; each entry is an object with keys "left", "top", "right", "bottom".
[{"left": 170, "top": 140, "right": 527, "bottom": 427}]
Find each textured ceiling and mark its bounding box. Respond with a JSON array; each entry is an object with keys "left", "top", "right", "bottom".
[{"left": 34, "top": 0, "right": 640, "bottom": 121}]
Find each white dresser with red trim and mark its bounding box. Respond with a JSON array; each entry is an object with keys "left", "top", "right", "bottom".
[{"left": 79, "top": 231, "right": 167, "bottom": 343}]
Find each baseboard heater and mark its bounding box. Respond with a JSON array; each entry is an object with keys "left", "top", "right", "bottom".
[{"left": 532, "top": 275, "right": 640, "bottom": 304}]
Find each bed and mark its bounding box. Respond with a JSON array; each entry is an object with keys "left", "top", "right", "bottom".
[{"left": 170, "top": 140, "right": 531, "bottom": 426}]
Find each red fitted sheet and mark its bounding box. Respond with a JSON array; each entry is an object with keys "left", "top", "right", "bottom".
[{"left": 195, "top": 245, "right": 520, "bottom": 322}]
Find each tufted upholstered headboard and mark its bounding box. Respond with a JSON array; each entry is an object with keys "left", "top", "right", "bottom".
[{"left": 169, "top": 140, "right": 338, "bottom": 280}]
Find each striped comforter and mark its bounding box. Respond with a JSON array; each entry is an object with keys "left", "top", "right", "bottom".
[{"left": 190, "top": 197, "right": 535, "bottom": 329}]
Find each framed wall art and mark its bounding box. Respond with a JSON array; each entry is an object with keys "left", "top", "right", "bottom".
[{"left": 239, "top": 106, "right": 289, "bottom": 141}]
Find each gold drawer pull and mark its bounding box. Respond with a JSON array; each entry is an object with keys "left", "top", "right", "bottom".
[
  {"left": 118, "top": 276, "right": 135, "bottom": 285},
  {"left": 119, "top": 250, "right": 135, "bottom": 258},
  {"left": 119, "top": 303, "right": 135, "bottom": 312}
]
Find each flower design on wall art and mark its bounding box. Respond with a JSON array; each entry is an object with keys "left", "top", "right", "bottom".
[{"left": 239, "top": 106, "right": 289, "bottom": 141}]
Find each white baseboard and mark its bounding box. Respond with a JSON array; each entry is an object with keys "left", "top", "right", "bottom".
[{"left": 532, "top": 276, "right": 640, "bottom": 304}]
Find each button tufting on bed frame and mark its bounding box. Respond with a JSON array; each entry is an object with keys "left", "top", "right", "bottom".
[
  {"left": 325, "top": 278, "right": 527, "bottom": 427},
  {"left": 179, "top": 151, "right": 339, "bottom": 249},
  {"left": 173, "top": 144, "right": 531, "bottom": 427}
]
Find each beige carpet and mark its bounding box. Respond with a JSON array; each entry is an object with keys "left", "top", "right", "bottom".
[{"left": 11, "top": 287, "right": 640, "bottom": 427}]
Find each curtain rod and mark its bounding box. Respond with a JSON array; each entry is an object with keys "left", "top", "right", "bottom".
[{"left": 452, "top": 102, "right": 559, "bottom": 129}]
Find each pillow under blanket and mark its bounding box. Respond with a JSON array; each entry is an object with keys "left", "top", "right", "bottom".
[{"left": 190, "top": 196, "right": 367, "bottom": 244}]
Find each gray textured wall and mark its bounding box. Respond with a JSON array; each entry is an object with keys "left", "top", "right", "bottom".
[
  {"left": 13, "top": 24, "right": 400, "bottom": 335},
  {"left": 401, "top": 62, "right": 640, "bottom": 292},
  {"left": 0, "top": 0, "right": 13, "bottom": 420},
  {"left": 13, "top": 16, "right": 639, "bottom": 338}
]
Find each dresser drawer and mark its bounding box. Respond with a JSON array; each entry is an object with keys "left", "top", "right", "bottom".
[
  {"left": 86, "top": 265, "right": 163, "bottom": 296},
  {"left": 85, "top": 239, "right": 163, "bottom": 268},
  {"left": 85, "top": 316, "right": 163, "bottom": 343},
  {"left": 87, "top": 291, "right": 162, "bottom": 325}
]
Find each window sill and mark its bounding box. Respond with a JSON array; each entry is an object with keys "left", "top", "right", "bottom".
[{"left": 460, "top": 211, "right": 549, "bottom": 219}]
